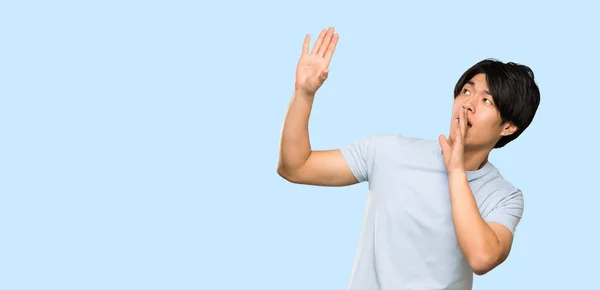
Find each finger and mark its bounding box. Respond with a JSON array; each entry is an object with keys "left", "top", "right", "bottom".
[
  {"left": 455, "top": 121, "right": 463, "bottom": 146},
  {"left": 324, "top": 33, "right": 339, "bottom": 64},
  {"left": 459, "top": 107, "right": 468, "bottom": 139},
  {"left": 317, "top": 27, "right": 334, "bottom": 56},
  {"left": 454, "top": 110, "right": 467, "bottom": 147},
  {"left": 451, "top": 116, "right": 461, "bottom": 143},
  {"left": 449, "top": 111, "right": 459, "bottom": 141},
  {"left": 450, "top": 106, "right": 460, "bottom": 127},
  {"left": 310, "top": 29, "right": 327, "bottom": 55},
  {"left": 438, "top": 135, "right": 451, "bottom": 154},
  {"left": 301, "top": 34, "right": 310, "bottom": 56},
  {"left": 452, "top": 120, "right": 465, "bottom": 156}
]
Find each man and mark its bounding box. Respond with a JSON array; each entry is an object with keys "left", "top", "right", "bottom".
[{"left": 277, "top": 26, "right": 540, "bottom": 290}]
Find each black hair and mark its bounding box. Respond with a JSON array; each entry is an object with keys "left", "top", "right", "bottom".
[{"left": 454, "top": 59, "right": 540, "bottom": 148}]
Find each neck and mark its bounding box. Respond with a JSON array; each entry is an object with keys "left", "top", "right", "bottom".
[
  {"left": 447, "top": 139, "right": 493, "bottom": 171},
  {"left": 463, "top": 147, "right": 491, "bottom": 171}
]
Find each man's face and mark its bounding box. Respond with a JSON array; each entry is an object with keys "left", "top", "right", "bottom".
[{"left": 452, "top": 73, "right": 516, "bottom": 150}]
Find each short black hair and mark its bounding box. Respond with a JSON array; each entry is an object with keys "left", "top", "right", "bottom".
[{"left": 454, "top": 59, "right": 541, "bottom": 148}]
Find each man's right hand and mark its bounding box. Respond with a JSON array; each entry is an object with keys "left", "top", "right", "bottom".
[
  {"left": 278, "top": 27, "right": 357, "bottom": 187},
  {"left": 295, "top": 27, "right": 339, "bottom": 95}
]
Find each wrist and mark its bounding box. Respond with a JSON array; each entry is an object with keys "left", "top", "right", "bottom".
[
  {"left": 294, "top": 87, "right": 316, "bottom": 99},
  {"left": 448, "top": 169, "right": 467, "bottom": 180}
]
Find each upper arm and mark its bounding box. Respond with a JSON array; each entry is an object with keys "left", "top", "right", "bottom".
[
  {"left": 484, "top": 189, "right": 524, "bottom": 233},
  {"left": 477, "top": 189, "right": 524, "bottom": 274},
  {"left": 472, "top": 222, "right": 515, "bottom": 276},
  {"left": 278, "top": 135, "right": 382, "bottom": 186},
  {"left": 281, "top": 149, "right": 359, "bottom": 186},
  {"left": 488, "top": 222, "right": 515, "bottom": 265}
]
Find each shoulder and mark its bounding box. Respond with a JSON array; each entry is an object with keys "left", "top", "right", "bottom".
[
  {"left": 475, "top": 163, "right": 519, "bottom": 193},
  {"left": 488, "top": 168, "right": 522, "bottom": 197},
  {"left": 350, "top": 134, "right": 440, "bottom": 160},
  {"left": 357, "top": 134, "right": 437, "bottom": 150},
  {"left": 475, "top": 166, "right": 525, "bottom": 215},
  {"left": 347, "top": 134, "right": 442, "bottom": 170}
]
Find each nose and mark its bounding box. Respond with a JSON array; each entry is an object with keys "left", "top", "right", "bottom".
[{"left": 462, "top": 100, "right": 475, "bottom": 113}]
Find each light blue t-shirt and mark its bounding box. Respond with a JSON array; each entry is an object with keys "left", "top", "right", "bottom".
[{"left": 340, "top": 134, "right": 524, "bottom": 290}]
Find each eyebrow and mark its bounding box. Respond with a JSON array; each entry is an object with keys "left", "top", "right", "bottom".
[{"left": 466, "top": 80, "right": 492, "bottom": 95}]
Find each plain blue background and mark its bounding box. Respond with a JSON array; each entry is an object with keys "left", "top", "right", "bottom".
[{"left": 1, "top": 1, "right": 598, "bottom": 289}]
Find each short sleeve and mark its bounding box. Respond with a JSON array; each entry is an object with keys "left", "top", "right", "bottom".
[
  {"left": 484, "top": 189, "right": 524, "bottom": 233},
  {"left": 339, "top": 135, "right": 382, "bottom": 183}
]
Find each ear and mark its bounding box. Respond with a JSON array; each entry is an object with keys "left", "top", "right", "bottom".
[{"left": 500, "top": 121, "right": 518, "bottom": 137}]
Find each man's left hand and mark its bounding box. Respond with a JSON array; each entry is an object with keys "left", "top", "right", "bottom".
[{"left": 439, "top": 106, "right": 468, "bottom": 174}]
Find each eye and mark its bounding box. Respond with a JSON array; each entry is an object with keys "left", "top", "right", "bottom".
[
  {"left": 462, "top": 88, "right": 471, "bottom": 95},
  {"left": 483, "top": 98, "right": 493, "bottom": 105}
]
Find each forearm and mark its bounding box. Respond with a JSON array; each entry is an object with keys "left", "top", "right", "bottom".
[
  {"left": 278, "top": 89, "right": 315, "bottom": 174},
  {"left": 448, "top": 171, "right": 501, "bottom": 273}
]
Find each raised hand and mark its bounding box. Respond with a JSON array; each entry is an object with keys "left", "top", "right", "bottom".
[
  {"left": 295, "top": 27, "right": 339, "bottom": 95},
  {"left": 439, "top": 105, "right": 468, "bottom": 174}
]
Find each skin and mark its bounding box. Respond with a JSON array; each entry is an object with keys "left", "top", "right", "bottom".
[
  {"left": 438, "top": 77, "right": 518, "bottom": 274},
  {"left": 277, "top": 27, "right": 353, "bottom": 186},
  {"left": 278, "top": 26, "right": 519, "bottom": 275},
  {"left": 440, "top": 73, "right": 518, "bottom": 172}
]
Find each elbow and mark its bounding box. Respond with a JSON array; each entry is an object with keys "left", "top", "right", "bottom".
[
  {"left": 472, "top": 265, "right": 491, "bottom": 276},
  {"left": 276, "top": 164, "right": 289, "bottom": 179},
  {"left": 277, "top": 164, "right": 298, "bottom": 183},
  {"left": 468, "top": 253, "right": 498, "bottom": 276}
]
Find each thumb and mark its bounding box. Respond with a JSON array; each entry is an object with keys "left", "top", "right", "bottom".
[
  {"left": 320, "top": 69, "right": 329, "bottom": 80},
  {"left": 438, "top": 135, "right": 450, "bottom": 154}
]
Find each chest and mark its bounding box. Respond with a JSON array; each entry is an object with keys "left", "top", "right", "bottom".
[{"left": 368, "top": 156, "right": 492, "bottom": 223}]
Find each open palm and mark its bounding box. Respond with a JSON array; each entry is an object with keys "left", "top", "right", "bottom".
[
  {"left": 439, "top": 106, "right": 468, "bottom": 173},
  {"left": 295, "top": 27, "right": 339, "bottom": 94}
]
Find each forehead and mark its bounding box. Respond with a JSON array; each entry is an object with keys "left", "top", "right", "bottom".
[{"left": 466, "top": 73, "right": 489, "bottom": 90}]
